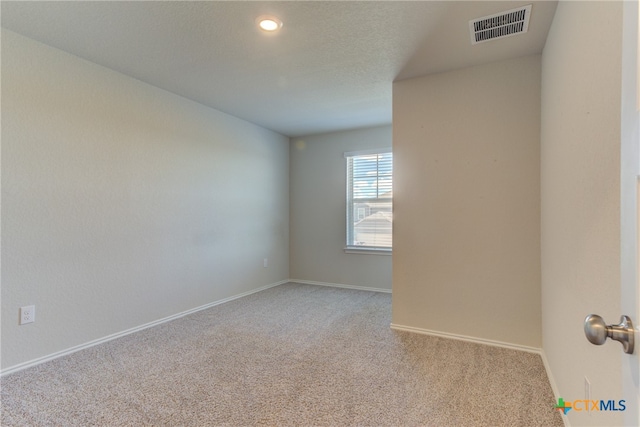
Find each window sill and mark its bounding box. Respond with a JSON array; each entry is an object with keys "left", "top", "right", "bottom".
[{"left": 344, "top": 247, "right": 392, "bottom": 255}]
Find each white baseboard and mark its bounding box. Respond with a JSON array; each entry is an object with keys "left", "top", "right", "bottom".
[
  {"left": 290, "top": 279, "right": 392, "bottom": 294},
  {"left": 389, "top": 323, "right": 542, "bottom": 354},
  {"left": 1, "top": 280, "right": 288, "bottom": 377},
  {"left": 540, "top": 349, "right": 571, "bottom": 427}
]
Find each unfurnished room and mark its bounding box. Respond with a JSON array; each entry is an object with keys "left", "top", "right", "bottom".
[{"left": 1, "top": 1, "right": 639, "bottom": 426}]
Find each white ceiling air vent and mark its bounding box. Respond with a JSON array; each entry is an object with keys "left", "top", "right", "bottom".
[{"left": 469, "top": 4, "right": 532, "bottom": 45}]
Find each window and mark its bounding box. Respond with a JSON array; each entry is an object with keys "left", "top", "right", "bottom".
[{"left": 345, "top": 149, "right": 392, "bottom": 253}]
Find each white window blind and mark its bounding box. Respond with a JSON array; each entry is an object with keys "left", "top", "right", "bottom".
[{"left": 345, "top": 149, "right": 392, "bottom": 251}]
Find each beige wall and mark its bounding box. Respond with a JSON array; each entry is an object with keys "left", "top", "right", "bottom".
[
  {"left": 392, "top": 55, "right": 542, "bottom": 348},
  {"left": 1, "top": 30, "right": 290, "bottom": 370},
  {"left": 289, "top": 126, "right": 392, "bottom": 290},
  {"left": 541, "top": 2, "right": 623, "bottom": 426}
]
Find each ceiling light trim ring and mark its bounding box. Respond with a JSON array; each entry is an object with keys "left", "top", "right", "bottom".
[{"left": 256, "top": 15, "right": 283, "bottom": 32}]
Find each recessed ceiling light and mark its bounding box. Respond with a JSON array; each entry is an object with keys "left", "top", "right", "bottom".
[{"left": 257, "top": 15, "right": 283, "bottom": 32}]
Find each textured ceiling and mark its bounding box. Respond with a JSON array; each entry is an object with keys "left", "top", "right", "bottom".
[{"left": 1, "top": 1, "right": 557, "bottom": 137}]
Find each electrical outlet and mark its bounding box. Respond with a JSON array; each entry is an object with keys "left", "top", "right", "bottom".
[
  {"left": 20, "top": 305, "right": 35, "bottom": 325},
  {"left": 263, "top": 258, "right": 268, "bottom": 268},
  {"left": 585, "top": 376, "right": 591, "bottom": 414}
]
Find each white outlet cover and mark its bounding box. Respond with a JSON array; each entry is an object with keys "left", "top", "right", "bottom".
[
  {"left": 20, "top": 305, "right": 35, "bottom": 325},
  {"left": 584, "top": 376, "right": 591, "bottom": 414}
]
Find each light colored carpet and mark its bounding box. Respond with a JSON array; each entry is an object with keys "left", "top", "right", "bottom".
[{"left": 1, "top": 282, "right": 563, "bottom": 426}]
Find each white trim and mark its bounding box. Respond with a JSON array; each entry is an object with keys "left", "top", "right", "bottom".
[
  {"left": 344, "top": 247, "right": 392, "bottom": 255},
  {"left": 0, "top": 280, "right": 288, "bottom": 377},
  {"left": 290, "top": 279, "right": 392, "bottom": 294},
  {"left": 343, "top": 147, "right": 392, "bottom": 158},
  {"left": 389, "top": 323, "right": 541, "bottom": 354},
  {"left": 540, "top": 349, "right": 571, "bottom": 427}
]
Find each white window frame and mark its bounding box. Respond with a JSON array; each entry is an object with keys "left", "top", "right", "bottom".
[{"left": 344, "top": 148, "right": 392, "bottom": 255}]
